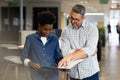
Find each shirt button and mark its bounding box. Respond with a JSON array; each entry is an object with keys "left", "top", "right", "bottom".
[
  {"left": 43, "top": 54, "right": 46, "bottom": 56},
  {"left": 43, "top": 48, "right": 45, "bottom": 50},
  {"left": 43, "top": 59, "right": 46, "bottom": 62}
]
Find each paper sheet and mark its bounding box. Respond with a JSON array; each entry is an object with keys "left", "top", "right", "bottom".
[{"left": 58, "top": 59, "right": 84, "bottom": 70}]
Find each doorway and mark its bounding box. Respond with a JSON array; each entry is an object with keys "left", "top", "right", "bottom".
[{"left": 0, "top": 7, "right": 26, "bottom": 43}]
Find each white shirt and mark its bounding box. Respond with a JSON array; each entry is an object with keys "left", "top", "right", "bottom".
[{"left": 41, "top": 36, "right": 47, "bottom": 45}]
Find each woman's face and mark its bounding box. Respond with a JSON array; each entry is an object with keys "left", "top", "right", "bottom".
[
  {"left": 70, "top": 11, "right": 85, "bottom": 29},
  {"left": 38, "top": 24, "right": 53, "bottom": 37}
]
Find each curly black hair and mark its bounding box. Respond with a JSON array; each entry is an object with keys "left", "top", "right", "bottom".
[{"left": 38, "top": 11, "right": 56, "bottom": 26}]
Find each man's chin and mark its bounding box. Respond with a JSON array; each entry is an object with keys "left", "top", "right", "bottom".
[{"left": 73, "top": 26, "right": 79, "bottom": 29}]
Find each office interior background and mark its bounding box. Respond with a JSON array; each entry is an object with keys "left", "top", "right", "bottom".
[{"left": 0, "top": 0, "right": 120, "bottom": 80}]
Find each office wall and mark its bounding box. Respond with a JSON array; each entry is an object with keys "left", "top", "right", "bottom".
[
  {"left": 0, "top": 8, "right": 1, "bottom": 30},
  {"left": 86, "top": 14, "right": 104, "bottom": 26},
  {"left": 25, "top": 1, "right": 61, "bottom": 30},
  {"left": 0, "top": 1, "right": 61, "bottom": 44}
]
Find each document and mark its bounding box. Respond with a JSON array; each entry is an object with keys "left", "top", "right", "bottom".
[
  {"left": 40, "top": 59, "right": 84, "bottom": 71},
  {"left": 58, "top": 59, "right": 84, "bottom": 70}
]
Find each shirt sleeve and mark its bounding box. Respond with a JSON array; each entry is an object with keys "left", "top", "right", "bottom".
[
  {"left": 54, "top": 38, "right": 63, "bottom": 64},
  {"left": 21, "top": 36, "right": 31, "bottom": 63},
  {"left": 24, "top": 58, "right": 31, "bottom": 67},
  {"left": 82, "top": 25, "right": 99, "bottom": 56},
  {"left": 60, "top": 29, "right": 75, "bottom": 57}
]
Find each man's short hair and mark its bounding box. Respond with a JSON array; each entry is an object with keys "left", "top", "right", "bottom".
[{"left": 72, "top": 4, "right": 86, "bottom": 16}]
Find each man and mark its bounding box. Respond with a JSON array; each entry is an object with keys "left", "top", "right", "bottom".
[
  {"left": 107, "top": 23, "right": 111, "bottom": 33},
  {"left": 116, "top": 23, "right": 120, "bottom": 44},
  {"left": 58, "top": 4, "right": 100, "bottom": 80},
  {"left": 21, "top": 11, "right": 63, "bottom": 80}
]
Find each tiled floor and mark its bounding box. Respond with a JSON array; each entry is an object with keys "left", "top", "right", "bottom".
[
  {"left": 0, "top": 33, "right": 120, "bottom": 80},
  {"left": 99, "top": 33, "right": 120, "bottom": 80},
  {"left": 0, "top": 48, "right": 27, "bottom": 80}
]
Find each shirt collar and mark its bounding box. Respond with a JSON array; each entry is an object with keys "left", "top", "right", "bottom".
[
  {"left": 70, "top": 19, "right": 86, "bottom": 29},
  {"left": 35, "top": 30, "right": 52, "bottom": 40},
  {"left": 81, "top": 19, "right": 86, "bottom": 28}
]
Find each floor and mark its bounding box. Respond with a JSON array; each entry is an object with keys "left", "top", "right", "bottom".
[
  {"left": 99, "top": 32, "right": 120, "bottom": 80},
  {"left": 0, "top": 32, "right": 120, "bottom": 80}
]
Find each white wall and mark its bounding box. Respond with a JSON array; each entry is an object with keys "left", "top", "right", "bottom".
[{"left": 86, "top": 13, "right": 104, "bottom": 26}]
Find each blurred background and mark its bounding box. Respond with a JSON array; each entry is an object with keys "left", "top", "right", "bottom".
[{"left": 0, "top": 0, "right": 120, "bottom": 80}]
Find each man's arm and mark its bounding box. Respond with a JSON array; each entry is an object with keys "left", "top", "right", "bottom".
[
  {"left": 60, "top": 29, "right": 75, "bottom": 57},
  {"left": 58, "top": 25, "right": 98, "bottom": 67},
  {"left": 58, "top": 49, "right": 87, "bottom": 67}
]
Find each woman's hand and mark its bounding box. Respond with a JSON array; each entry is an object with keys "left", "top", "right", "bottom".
[{"left": 28, "top": 61, "right": 41, "bottom": 70}]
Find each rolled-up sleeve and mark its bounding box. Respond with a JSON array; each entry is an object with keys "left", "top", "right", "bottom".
[{"left": 82, "top": 25, "right": 99, "bottom": 56}]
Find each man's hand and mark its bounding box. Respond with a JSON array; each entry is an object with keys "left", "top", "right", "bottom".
[
  {"left": 58, "top": 54, "right": 72, "bottom": 68},
  {"left": 58, "top": 49, "right": 97, "bottom": 68},
  {"left": 28, "top": 61, "right": 41, "bottom": 70}
]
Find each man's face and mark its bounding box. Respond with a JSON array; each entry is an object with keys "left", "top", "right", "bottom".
[
  {"left": 39, "top": 24, "right": 53, "bottom": 37},
  {"left": 70, "top": 11, "right": 84, "bottom": 29}
]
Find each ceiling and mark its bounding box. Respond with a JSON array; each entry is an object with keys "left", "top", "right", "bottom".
[
  {"left": 26, "top": 0, "right": 120, "bottom": 12},
  {"left": 0, "top": 0, "right": 120, "bottom": 24},
  {"left": 1, "top": 0, "right": 120, "bottom": 13}
]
